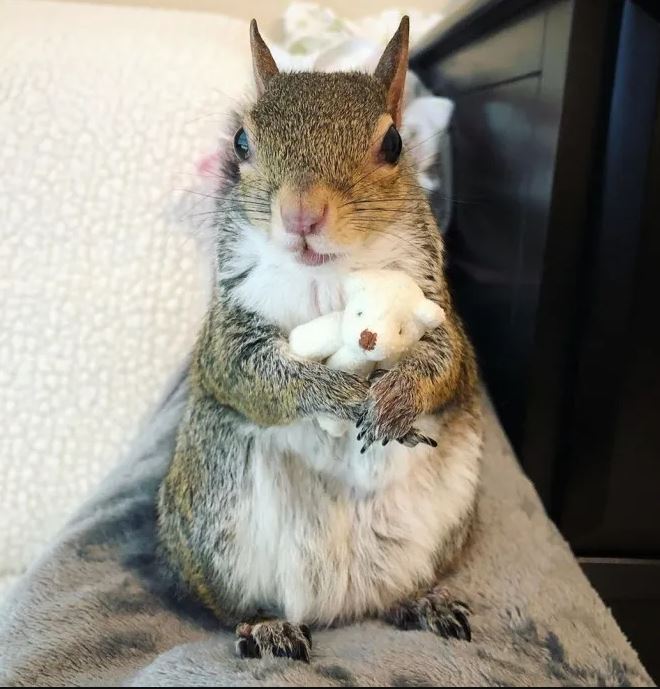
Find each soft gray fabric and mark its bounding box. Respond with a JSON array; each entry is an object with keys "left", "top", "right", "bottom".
[{"left": 0, "top": 371, "right": 652, "bottom": 687}]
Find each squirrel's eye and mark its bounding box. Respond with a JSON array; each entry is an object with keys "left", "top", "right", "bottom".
[
  {"left": 380, "top": 125, "right": 402, "bottom": 164},
  {"left": 233, "top": 127, "right": 250, "bottom": 161}
]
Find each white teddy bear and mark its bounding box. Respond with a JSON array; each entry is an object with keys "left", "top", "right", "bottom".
[{"left": 289, "top": 269, "right": 446, "bottom": 437}]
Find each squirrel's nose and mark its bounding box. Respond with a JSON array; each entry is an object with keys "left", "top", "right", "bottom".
[{"left": 281, "top": 199, "right": 328, "bottom": 237}]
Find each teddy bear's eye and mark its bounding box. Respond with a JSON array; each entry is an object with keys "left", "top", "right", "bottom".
[
  {"left": 399, "top": 328, "right": 403, "bottom": 335},
  {"left": 357, "top": 311, "right": 363, "bottom": 317}
]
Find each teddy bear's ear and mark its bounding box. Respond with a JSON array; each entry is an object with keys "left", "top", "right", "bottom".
[{"left": 414, "top": 299, "right": 446, "bottom": 329}]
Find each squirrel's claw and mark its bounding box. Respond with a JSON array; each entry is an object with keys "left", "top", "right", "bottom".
[
  {"left": 359, "top": 421, "right": 436, "bottom": 451},
  {"left": 360, "top": 428, "right": 436, "bottom": 452},
  {"left": 396, "top": 430, "right": 438, "bottom": 448},
  {"left": 358, "top": 422, "right": 379, "bottom": 452}
]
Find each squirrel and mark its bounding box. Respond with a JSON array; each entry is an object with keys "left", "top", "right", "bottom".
[{"left": 157, "top": 17, "right": 482, "bottom": 663}]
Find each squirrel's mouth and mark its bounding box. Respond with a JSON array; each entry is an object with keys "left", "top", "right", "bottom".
[
  {"left": 282, "top": 235, "right": 338, "bottom": 266},
  {"left": 296, "top": 242, "right": 338, "bottom": 267}
]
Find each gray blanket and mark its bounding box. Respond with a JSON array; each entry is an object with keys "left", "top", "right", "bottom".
[{"left": 0, "top": 369, "right": 652, "bottom": 687}]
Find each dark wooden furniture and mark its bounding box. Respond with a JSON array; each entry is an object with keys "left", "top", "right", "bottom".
[{"left": 412, "top": 0, "right": 660, "bottom": 679}]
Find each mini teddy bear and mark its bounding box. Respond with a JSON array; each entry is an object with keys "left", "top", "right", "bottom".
[{"left": 289, "top": 269, "right": 446, "bottom": 437}]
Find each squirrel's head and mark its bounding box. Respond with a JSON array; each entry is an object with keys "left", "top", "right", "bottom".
[{"left": 227, "top": 17, "right": 423, "bottom": 268}]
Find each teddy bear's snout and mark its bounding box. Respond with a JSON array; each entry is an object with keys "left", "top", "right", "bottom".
[{"left": 359, "top": 329, "right": 378, "bottom": 351}]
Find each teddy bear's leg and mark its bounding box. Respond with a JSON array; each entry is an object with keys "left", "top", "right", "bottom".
[
  {"left": 317, "top": 415, "right": 350, "bottom": 437},
  {"left": 326, "top": 348, "right": 374, "bottom": 378}
]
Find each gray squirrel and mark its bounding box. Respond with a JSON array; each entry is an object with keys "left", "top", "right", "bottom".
[{"left": 157, "top": 16, "right": 483, "bottom": 662}]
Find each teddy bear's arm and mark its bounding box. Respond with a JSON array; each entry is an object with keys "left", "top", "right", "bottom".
[{"left": 289, "top": 311, "right": 344, "bottom": 361}]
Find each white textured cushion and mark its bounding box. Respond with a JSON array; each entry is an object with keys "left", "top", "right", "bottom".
[{"left": 0, "top": 0, "right": 253, "bottom": 593}]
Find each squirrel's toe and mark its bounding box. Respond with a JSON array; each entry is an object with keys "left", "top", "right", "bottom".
[
  {"left": 384, "top": 587, "right": 472, "bottom": 643},
  {"left": 235, "top": 635, "right": 261, "bottom": 659},
  {"left": 235, "top": 620, "right": 312, "bottom": 662}
]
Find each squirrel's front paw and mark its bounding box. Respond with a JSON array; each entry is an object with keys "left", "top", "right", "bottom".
[{"left": 356, "top": 370, "right": 435, "bottom": 452}]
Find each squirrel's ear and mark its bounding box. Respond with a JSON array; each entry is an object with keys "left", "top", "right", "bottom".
[
  {"left": 374, "top": 16, "right": 409, "bottom": 128},
  {"left": 250, "top": 19, "right": 279, "bottom": 96},
  {"left": 414, "top": 299, "right": 446, "bottom": 329}
]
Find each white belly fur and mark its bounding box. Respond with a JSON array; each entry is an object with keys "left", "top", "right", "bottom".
[{"left": 227, "top": 411, "right": 481, "bottom": 625}]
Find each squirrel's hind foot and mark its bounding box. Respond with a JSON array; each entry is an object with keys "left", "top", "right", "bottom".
[
  {"left": 383, "top": 586, "right": 472, "bottom": 642},
  {"left": 235, "top": 620, "right": 312, "bottom": 663}
]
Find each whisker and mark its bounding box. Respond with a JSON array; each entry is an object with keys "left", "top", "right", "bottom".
[{"left": 350, "top": 224, "right": 423, "bottom": 252}]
